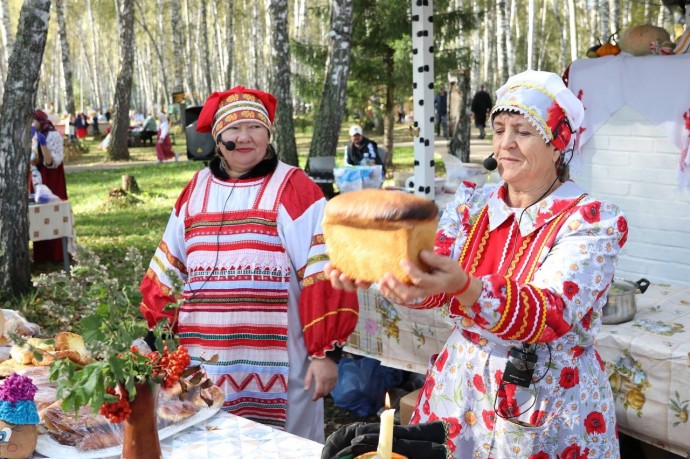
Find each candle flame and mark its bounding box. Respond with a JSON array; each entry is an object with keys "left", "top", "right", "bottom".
[{"left": 385, "top": 392, "right": 390, "bottom": 409}]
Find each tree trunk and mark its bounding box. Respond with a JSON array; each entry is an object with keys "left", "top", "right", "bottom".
[
  {"left": 608, "top": 0, "right": 620, "bottom": 38},
  {"left": 156, "top": 0, "right": 170, "bottom": 108},
  {"left": 307, "top": 0, "right": 353, "bottom": 162},
  {"left": 0, "top": 0, "right": 52, "bottom": 298},
  {"left": 551, "top": 0, "right": 569, "bottom": 72},
  {"left": 383, "top": 51, "right": 395, "bottom": 174},
  {"left": 122, "top": 175, "right": 140, "bottom": 193},
  {"left": 0, "top": 0, "right": 15, "bottom": 71},
  {"left": 495, "top": 0, "right": 508, "bottom": 84},
  {"left": 86, "top": 0, "right": 102, "bottom": 110},
  {"left": 599, "top": 0, "right": 610, "bottom": 43},
  {"left": 169, "top": 0, "right": 185, "bottom": 98},
  {"left": 182, "top": 0, "right": 197, "bottom": 104},
  {"left": 108, "top": 0, "right": 135, "bottom": 161},
  {"left": 527, "top": 0, "right": 535, "bottom": 69},
  {"left": 568, "top": 0, "right": 578, "bottom": 63},
  {"left": 56, "top": 0, "right": 75, "bottom": 116},
  {"left": 224, "top": 1, "right": 235, "bottom": 88},
  {"left": 134, "top": 0, "right": 169, "bottom": 110},
  {"left": 199, "top": 0, "right": 211, "bottom": 97},
  {"left": 448, "top": 69, "right": 471, "bottom": 163},
  {"left": 267, "top": 0, "right": 298, "bottom": 167}
]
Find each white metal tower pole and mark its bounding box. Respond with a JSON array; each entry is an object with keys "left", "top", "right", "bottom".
[{"left": 411, "top": 0, "right": 435, "bottom": 200}]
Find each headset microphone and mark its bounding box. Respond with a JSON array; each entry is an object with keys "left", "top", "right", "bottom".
[
  {"left": 216, "top": 135, "right": 236, "bottom": 151},
  {"left": 483, "top": 153, "right": 498, "bottom": 171}
]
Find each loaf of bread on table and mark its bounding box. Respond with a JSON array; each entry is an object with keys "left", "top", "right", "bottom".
[{"left": 323, "top": 189, "right": 438, "bottom": 284}]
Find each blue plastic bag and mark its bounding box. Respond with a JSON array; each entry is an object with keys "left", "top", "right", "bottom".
[{"left": 330, "top": 356, "right": 403, "bottom": 417}]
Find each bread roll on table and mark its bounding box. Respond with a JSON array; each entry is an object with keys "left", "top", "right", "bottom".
[{"left": 323, "top": 189, "right": 438, "bottom": 283}]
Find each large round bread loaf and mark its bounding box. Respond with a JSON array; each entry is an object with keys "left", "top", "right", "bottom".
[{"left": 323, "top": 189, "right": 438, "bottom": 283}]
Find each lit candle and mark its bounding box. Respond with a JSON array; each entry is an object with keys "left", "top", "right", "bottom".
[{"left": 377, "top": 393, "right": 395, "bottom": 459}]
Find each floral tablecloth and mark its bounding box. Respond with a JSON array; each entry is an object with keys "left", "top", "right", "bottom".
[
  {"left": 345, "top": 288, "right": 454, "bottom": 374},
  {"left": 346, "top": 282, "right": 690, "bottom": 456},
  {"left": 35, "top": 411, "right": 324, "bottom": 459},
  {"left": 596, "top": 282, "right": 690, "bottom": 456}
]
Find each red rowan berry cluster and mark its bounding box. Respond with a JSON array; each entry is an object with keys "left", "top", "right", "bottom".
[
  {"left": 150, "top": 346, "right": 191, "bottom": 389},
  {"left": 98, "top": 386, "right": 132, "bottom": 423}
]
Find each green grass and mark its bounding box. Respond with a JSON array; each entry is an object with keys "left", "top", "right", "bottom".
[{"left": 32, "top": 122, "right": 448, "bottom": 298}]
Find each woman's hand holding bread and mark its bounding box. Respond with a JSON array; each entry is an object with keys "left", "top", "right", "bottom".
[
  {"left": 379, "top": 250, "right": 469, "bottom": 303},
  {"left": 324, "top": 262, "right": 372, "bottom": 292},
  {"left": 326, "top": 250, "right": 479, "bottom": 308}
]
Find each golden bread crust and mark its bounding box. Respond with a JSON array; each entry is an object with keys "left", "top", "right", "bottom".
[
  {"left": 323, "top": 190, "right": 438, "bottom": 284},
  {"left": 323, "top": 189, "right": 438, "bottom": 227}
]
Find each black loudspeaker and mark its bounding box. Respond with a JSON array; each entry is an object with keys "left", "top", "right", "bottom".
[{"left": 185, "top": 106, "right": 215, "bottom": 161}]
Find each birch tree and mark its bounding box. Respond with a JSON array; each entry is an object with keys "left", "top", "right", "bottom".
[
  {"left": 183, "top": 0, "right": 197, "bottom": 103},
  {"left": 108, "top": 0, "right": 134, "bottom": 161},
  {"left": 267, "top": 0, "right": 298, "bottom": 166},
  {"left": 56, "top": 0, "right": 75, "bottom": 116},
  {"left": 568, "top": 0, "right": 578, "bottom": 63},
  {"left": 224, "top": 1, "right": 234, "bottom": 88},
  {"left": 86, "top": 0, "right": 102, "bottom": 109},
  {"left": 199, "top": 0, "right": 211, "bottom": 96},
  {"left": 495, "top": 0, "right": 508, "bottom": 83},
  {"left": 169, "top": 0, "right": 184, "bottom": 95},
  {"left": 0, "top": 0, "right": 52, "bottom": 298},
  {"left": 308, "top": 0, "right": 353, "bottom": 193},
  {"left": 134, "top": 0, "right": 169, "bottom": 111},
  {"left": 599, "top": 0, "right": 610, "bottom": 43},
  {"left": 527, "top": 0, "right": 535, "bottom": 69},
  {"left": 0, "top": 0, "right": 15, "bottom": 103},
  {"left": 609, "top": 0, "right": 620, "bottom": 37}
]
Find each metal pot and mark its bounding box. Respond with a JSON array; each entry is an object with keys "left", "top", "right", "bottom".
[{"left": 601, "top": 278, "right": 650, "bottom": 324}]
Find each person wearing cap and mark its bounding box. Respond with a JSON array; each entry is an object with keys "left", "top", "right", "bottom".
[
  {"left": 30, "top": 109, "right": 68, "bottom": 264},
  {"left": 325, "top": 71, "right": 627, "bottom": 458},
  {"left": 344, "top": 125, "right": 385, "bottom": 173},
  {"left": 139, "top": 86, "right": 359, "bottom": 442}
]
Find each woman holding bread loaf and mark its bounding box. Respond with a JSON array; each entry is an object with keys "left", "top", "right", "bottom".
[
  {"left": 139, "top": 86, "right": 359, "bottom": 442},
  {"left": 326, "top": 71, "right": 628, "bottom": 458}
]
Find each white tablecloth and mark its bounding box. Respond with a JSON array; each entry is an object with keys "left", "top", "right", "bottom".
[
  {"left": 35, "top": 411, "right": 324, "bottom": 459},
  {"left": 28, "top": 200, "right": 75, "bottom": 242}
]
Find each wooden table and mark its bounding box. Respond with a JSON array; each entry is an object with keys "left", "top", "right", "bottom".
[{"left": 28, "top": 200, "right": 75, "bottom": 272}]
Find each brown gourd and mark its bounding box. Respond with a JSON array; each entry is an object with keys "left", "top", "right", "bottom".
[{"left": 619, "top": 24, "right": 671, "bottom": 56}]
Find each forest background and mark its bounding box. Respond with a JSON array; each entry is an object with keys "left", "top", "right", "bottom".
[{"left": 0, "top": 0, "right": 684, "bottom": 301}]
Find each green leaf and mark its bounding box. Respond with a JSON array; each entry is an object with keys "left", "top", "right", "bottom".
[{"left": 108, "top": 355, "right": 126, "bottom": 382}]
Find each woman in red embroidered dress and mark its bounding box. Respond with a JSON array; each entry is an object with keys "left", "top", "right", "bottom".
[
  {"left": 140, "top": 87, "right": 359, "bottom": 442},
  {"left": 327, "top": 71, "right": 628, "bottom": 458}
]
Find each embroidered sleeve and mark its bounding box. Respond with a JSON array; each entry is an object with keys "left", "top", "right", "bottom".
[
  {"left": 455, "top": 198, "right": 628, "bottom": 343},
  {"left": 279, "top": 172, "right": 359, "bottom": 358},
  {"left": 410, "top": 182, "right": 482, "bottom": 310},
  {"left": 139, "top": 202, "right": 189, "bottom": 331}
]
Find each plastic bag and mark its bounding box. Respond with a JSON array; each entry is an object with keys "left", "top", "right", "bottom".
[
  {"left": 330, "top": 356, "right": 403, "bottom": 417},
  {"left": 334, "top": 166, "right": 384, "bottom": 193},
  {"left": 34, "top": 183, "right": 60, "bottom": 204}
]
